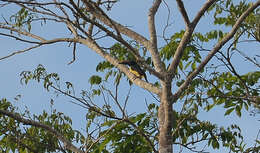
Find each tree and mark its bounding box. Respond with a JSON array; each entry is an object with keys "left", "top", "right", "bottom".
[{"left": 0, "top": 0, "right": 259, "bottom": 153}]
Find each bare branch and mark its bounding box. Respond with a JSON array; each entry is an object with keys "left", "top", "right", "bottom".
[
  {"left": 176, "top": 0, "right": 190, "bottom": 27},
  {"left": 76, "top": 0, "right": 153, "bottom": 54},
  {"left": 1, "top": 0, "right": 164, "bottom": 80},
  {"left": 0, "top": 44, "right": 42, "bottom": 61},
  {"left": 69, "top": 0, "right": 164, "bottom": 80},
  {"left": 162, "top": 0, "right": 171, "bottom": 44},
  {"left": 0, "top": 24, "right": 46, "bottom": 42},
  {"left": 148, "top": 0, "right": 166, "bottom": 74},
  {"left": 0, "top": 109, "right": 84, "bottom": 153},
  {"left": 2, "top": 0, "right": 75, "bottom": 14},
  {"left": 0, "top": 38, "right": 78, "bottom": 61},
  {"left": 0, "top": 1, "right": 164, "bottom": 88},
  {"left": 191, "top": 0, "right": 217, "bottom": 27},
  {"left": 103, "top": 86, "right": 126, "bottom": 117},
  {"left": 52, "top": 84, "right": 122, "bottom": 120},
  {"left": 0, "top": 32, "right": 40, "bottom": 44},
  {"left": 53, "top": 0, "right": 70, "bottom": 19},
  {"left": 171, "top": 0, "right": 260, "bottom": 102},
  {"left": 87, "top": 15, "right": 96, "bottom": 36},
  {"left": 123, "top": 86, "right": 132, "bottom": 113},
  {"left": 236, "top": 48, "right": 260, "bottom": 68},
  {"left": 68, "top": 42, "right": 77, "bottom": 65}
]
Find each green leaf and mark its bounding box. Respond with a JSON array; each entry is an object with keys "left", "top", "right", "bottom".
[
  {"left": 212, "top": 139, "right": 220, "bottom": 149},
  {"left": 191, "top": 62, "right": 196, "bottom": 70},
  {"left": 205, "top": 103, "right": 216, "bottom": 111},
  {"left": 184, "top": 61, "right": 192, "bottom": 69},
  {"left": 65, "top": 81, "right": 73, "bottom": 89},
  {"left": 96, "top": 61, "right": 114, "bottom": 72},
  {"left": 244, "top": 102, "right": 249, "bottom": 111},
  {"left": 179, "top": 61, "right": 183, "bottom": 70},
  {"left": 89, "top": 75, "right": 102, "bottom": 85},
  {"left": 92, "top": 89, "right": 101, "bottom": 96},
  {"left": 224, "top": 108, "right": 235, "bottom": 116},
  {"left": 224, "top": 101, "right": 236, "bottom": 108},
  {"left": 235, "top": 105, "right": 241, "bottom": 117}
]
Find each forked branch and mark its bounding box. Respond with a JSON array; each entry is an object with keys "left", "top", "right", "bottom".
[
  {"left": 168, "top": 0, "right": 217, "bottom": 77},
  {"left": 172, "top": 0, "right": 260, "bottom": 102}
]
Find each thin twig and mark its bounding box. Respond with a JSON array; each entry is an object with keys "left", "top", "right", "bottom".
[
  {"left": 0, "top": 38, "right": 78, "bottom": 61},
  {"left": 86, "top": 121, "right": 121, "bottom": 152},
  {"left": 162, "top": 0, "right": 172, "bottom": 44},
  {"left": 68, "top": 42, "right": 77, "bottom": 65}
]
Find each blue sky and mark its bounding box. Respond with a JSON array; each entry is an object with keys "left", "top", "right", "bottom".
[{"left": 0, "top": 0, "right": 259, "bottom": 152}]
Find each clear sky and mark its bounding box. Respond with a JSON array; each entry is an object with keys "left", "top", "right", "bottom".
[{"left": 0, "top": 0, "right": 259, "bottom": 153}]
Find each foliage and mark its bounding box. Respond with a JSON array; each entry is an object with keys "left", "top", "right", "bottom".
[
  {"left": 10, "top": 7, "right": 34, "bottom": 31},
  {"left": 0, "top": 98, "right": 84, "bottom": 153},
  {"left": 1, "top": 64, "right": 256, "bottom": 152},
  {"left": 0, "top": 0, "right": 259, "bottom": 153}
]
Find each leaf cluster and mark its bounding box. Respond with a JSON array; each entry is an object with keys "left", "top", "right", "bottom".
[
  {"left": 10, "top": 7, "right": 34, "bottom": 32},
  {"left": 0, "top": 98, "right": 84, "bottom": 153},
  {"left": 206, "top": 71, "right": 260, "bottom": 117}
]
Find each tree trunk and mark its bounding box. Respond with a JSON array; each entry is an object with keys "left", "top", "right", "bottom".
[{"left": 158, "top": 81, "right": 173, "bottom": 153}]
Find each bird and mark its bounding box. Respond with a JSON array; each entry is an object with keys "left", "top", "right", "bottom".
[{"left": 119, "top": 60, "right": 148, "bottom": 82}]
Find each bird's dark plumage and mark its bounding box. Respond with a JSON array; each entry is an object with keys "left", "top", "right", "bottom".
[{"left": 119, "top": 60, "right": 148, "bottom": 82}]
